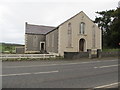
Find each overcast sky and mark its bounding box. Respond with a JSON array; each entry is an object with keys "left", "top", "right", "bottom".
[{"left": 0, "top": 0, "right": 119, "bottom": 44}]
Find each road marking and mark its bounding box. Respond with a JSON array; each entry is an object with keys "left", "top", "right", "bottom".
[
  {"left": 34, "top": 71, "right": 58, "bottom": 74},
  {"left": 94, "top": 64, "right": 119, "bottom": 69},
  {"left": 94, "top": 82, "right": 119, "bottom": 88},
  {"left": 0, "top": 70, "right": 59, "bottom": 77},
  {"left": 3, "top": 60, "right": 118, "bottom": 68},
  {"left": 1, "top": 73, "right": 31, "bottom": 77},
  {"left": 3, "top": 64, "right": 58, "bottom": 68}
]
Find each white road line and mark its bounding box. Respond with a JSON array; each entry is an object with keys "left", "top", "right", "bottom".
[
  {"left": 3, "top": 60, "right": 118, "bottom": 68},
  {"left": 3, "top": 64, "right": 58, "bottom": 68},
  {"left": 1, "top": 73, "right": 31, "bottom": 77},
  {"left": 94, "top": 82, "right": 119, "bottom": 88},
  {"left": 0, "top": 70, "right": 59, "bottom": 77},
  {"left": 94, "top": 64, "right": 119, "bottom": 69},
  {"left": 34, "top": 70, "right": 59, "bottom": 74}
]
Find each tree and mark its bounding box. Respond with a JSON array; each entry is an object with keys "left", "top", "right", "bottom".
[
  {"left": 94, "top": 8, "right": 120, "bottom": 48},
  {"left": 110, "top": 7, "right": 120, "bottom": 48}
]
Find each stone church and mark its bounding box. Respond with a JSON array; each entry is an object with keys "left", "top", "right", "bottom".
[{"left": 25, "top": 11, "right": 102, "bottom": 56}]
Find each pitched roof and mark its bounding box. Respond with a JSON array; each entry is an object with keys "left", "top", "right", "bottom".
[
  {"left": 25, "top": 11, "right": 95, "bottom": 35},
  {"left": 46, "top": 11, "right": 94, "bottom": 35},
  {"left": 58, "top": 11, "right": 93, "bottom": 27},
  {"left": 25, "top": 23, "right": 56, "bottom": 35}
]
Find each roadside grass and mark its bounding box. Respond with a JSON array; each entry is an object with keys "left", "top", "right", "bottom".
[
  {"left": 0, "top": 44, "right": 2, "bottom": 52},
  {"left": 102, "top": 48, "right": 120, "bottom": 52}
]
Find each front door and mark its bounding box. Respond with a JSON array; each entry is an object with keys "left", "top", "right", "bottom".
[
  {"left": 79, "top": 39, "right": 85, "bottom": 52},
  {"left": 40, "top": 42, "right": 45, "bottom": 50}
]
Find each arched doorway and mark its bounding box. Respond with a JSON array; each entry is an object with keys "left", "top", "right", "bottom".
[{"left": 79, "top": 39, "right": 85, "bottom": 52}]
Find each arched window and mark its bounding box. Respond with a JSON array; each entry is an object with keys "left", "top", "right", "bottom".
[
  {"left": 68, "top": 23, "right": 72, "bottom": 47},
  {"left": 92, "top": 25, "right": 96, "bottom": 48},
  {"left": 80, "top": 22, "right": 85, "bottom": 34},
  {"left": 68, "top": 23, "right": 72, "bottom": 34}
]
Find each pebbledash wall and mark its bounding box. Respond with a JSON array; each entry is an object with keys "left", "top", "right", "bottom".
[
  {"left": 46, "top": 28, "right": 59, "bottom": 53},
  {"left": 64, "top": 50, "right": 119, "bottom": 59},
  {"left": 25, "top": 34, "right": 45, "bottom": 53}
]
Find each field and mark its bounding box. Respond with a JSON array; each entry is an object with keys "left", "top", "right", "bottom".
[
  {"left": 0, "top": 45, "right": 2, "bottom": 52},
  {"left": 0, "top": 43, "right": 24, "bottom": 54}
]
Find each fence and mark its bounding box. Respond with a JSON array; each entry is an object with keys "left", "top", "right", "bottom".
[{"left": 1, "top": 54, "right": 59, "bottom": 59}]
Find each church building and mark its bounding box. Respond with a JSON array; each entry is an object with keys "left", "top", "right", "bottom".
[{"left": 25, "top": 11, "right": 102, "bottom": 56}]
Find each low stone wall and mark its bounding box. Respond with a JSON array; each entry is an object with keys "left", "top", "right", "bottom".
[
  {"left": 64, "top": 52, "right": 89, "bottom": 59},
  {"left": 64, "top": 50, "right": 119, "bottom": 59},
  {"left": 16, "top": 47, "right": 24, "bottom": 54}
]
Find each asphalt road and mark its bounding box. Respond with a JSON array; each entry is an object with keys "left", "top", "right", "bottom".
[{"left": 2, "top": 59, "right": 119, "bottom": 88}]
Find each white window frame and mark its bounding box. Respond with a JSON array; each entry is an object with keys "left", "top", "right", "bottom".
[
  {"left": 80, "top": 22, "right": 85, "bottom": 34},
  {"left": 40, "top": 42, "right": 45, "bottom": 50}
]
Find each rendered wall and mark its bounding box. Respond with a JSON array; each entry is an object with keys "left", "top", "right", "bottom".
[
  {"left": 46, "top": 29, "right": 58, "bottom": 53},
  {"left": 58, "top": 12, "right": 102, "bottom": 56}
]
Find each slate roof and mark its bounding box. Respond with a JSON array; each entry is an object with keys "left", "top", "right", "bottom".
[{"left": 25, "top": 23, "right": 56, "bottom": 35}]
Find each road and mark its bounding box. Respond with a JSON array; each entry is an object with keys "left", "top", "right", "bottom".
[{"left": 2, "top": 59, "right": 119, "bottom": 88}]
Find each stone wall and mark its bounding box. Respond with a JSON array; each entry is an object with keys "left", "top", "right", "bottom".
[
  {"left": 64, "top": 52, "right": 89, "bottom": 59},
  {"left": 64, "top": 50, "right": 119, "bottom": 59},
  {"left": 101, "top": 51, "right": 119, "bottom": 57},
  {"left": 16, "top": 47, "right": 25, "bottom": 54}
]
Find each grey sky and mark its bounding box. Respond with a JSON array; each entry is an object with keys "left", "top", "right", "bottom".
[{"left": 0, "top": 0, "right": 119, "bottom": 44}]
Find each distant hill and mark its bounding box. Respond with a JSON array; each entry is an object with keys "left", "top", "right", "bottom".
[{"left": 0, "top": 42, "right": 24, "bottom": 46}]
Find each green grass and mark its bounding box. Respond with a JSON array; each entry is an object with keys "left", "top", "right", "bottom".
[
  {"left": 0, "top": 44, "right": 15, "bottom": 53},
  {"left": 0, "top": 45, "right": 2, "bottom": 52},
  {"left": 1, "top": 43, "right": 24, "bottom": 54},
  {"left": 102, "top": 48, "right": 120, "bottom": 52}
]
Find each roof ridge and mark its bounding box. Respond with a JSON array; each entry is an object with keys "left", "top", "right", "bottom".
[
  {"left": 58, "top": 11, "right": 83, "bottom": 27},
  {"left": 26, "top": 23, "right": 56, "bottom": 35},
  {"left": 27, "top": 23, "right": 56, "bottom": 28}
]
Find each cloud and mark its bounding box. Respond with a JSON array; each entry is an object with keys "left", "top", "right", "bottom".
[{"left": 0, "top": 1, "right": 118, "bottom": 44}]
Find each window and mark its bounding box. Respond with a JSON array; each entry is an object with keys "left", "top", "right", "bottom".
[
  {"left": 68, "top": 23, "right": 72, "bottom": 47},
  {"left": 92, "top": 25, "right": 96, "bottom": 48},
  {"left": 47, "top": 36, "right": 50, "bottom": 47},
  {"left": 68, "top": 23, "right": 72, "bottom": 34},
  {"left": 52, "top": 34, "right": 54, "bottom": 47},
  {"left": 80, "top": 22, "right": 85, "bottom": 34}
]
